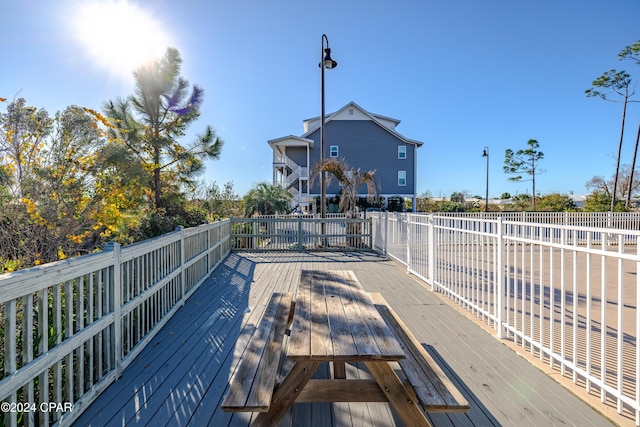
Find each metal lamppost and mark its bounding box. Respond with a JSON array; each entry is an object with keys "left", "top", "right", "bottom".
[
  {"left": 320, "top": 34, "right": 337, "bottom": 219},
  {"left": 482, "top": 146, "right": 489, "bottom": 212}
]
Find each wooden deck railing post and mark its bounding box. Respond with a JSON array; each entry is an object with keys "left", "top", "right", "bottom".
[
  {"left": 103, "top": 242, "right": 123, "bottom": 378},
  {"left": 206, "top": 222, "right": 212, "bottom": 273},
  {"left": 4, "top": 299, "right": 17, "bottom": 427},
  {"left": 177, "top": 225, "right": 186, "bottom": 300}
]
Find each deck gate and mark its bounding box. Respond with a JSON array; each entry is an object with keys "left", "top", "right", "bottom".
[{"left": 230, "top": 216, "right": 372, "bottom": 251}]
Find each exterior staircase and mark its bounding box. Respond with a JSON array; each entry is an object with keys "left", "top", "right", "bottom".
[{"left": 280, "top": 156, "right": 309, "bottom": 209}]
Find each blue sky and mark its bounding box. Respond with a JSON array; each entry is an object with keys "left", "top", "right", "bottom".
[{"left": 2, "top": 0, "right": 639, "bottom": 199}]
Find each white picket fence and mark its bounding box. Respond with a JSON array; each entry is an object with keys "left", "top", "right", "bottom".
[
  {"left": 0, "top": 221, "right": 231, "bottom": 427},
  {"left": 372, "top": 212, "right": 640, "bottom": 425},
  {"left": 230, "top": 216, "right": 372, "bottom": 251},
  {"left": 438, "top": 211, "right": 640, "bottom": 233}
]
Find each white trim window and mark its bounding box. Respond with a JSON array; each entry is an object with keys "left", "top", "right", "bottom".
[
  {"left": 398, "top": 170, "right": 406, "bottom": 186},
  {"left": 330, "top": 145, "right": 339, "bottom": 157},
  {"left": 398, "top": 145, "right": 406, "bottom": 159}
]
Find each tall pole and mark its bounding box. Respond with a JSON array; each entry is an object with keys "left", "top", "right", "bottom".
[
  {"left": 320, "top": 34, "right": 337, "bottom": 220},
  {"left": 482, "top": 147, "right": 489, "bottom": 213},
  {"left": 320, "top": 37, "right": 326, "bottom": 219}
]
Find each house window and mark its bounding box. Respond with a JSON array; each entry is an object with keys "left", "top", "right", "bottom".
[
  {"left": 398, "top": 171, "right": 406, "bottom": 186},
  {"left": 330, "top": 145, "right": 339, "bottom": 157},
  {"left": 398, "top": 146, "right": 406, "bottom": 159}
]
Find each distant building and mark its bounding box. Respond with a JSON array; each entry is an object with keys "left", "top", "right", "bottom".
[{"left": 268, "top": 102, "right": 423, "bottom": 212}]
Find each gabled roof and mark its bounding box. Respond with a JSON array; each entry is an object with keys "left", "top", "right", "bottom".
[
  {"left": 267, "top": 135, "right": 315, "bottom": 149},
  {"left": 303, "top": 101, "right": 401, "bottom": 127},
  {"left": 302, "top": 101, "right": 423, "bottom": 147}
]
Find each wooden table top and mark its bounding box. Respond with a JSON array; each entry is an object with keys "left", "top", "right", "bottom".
[{"left": 287, "top": 270, "right": 406, "bottom": 361}]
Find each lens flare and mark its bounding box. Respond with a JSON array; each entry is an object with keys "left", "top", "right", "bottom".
[{"left": 73, "top": 0, "right": 171, "bottom": 80}]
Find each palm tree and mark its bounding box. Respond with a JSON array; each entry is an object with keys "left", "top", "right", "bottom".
[
  {"left": 243, "top": 182, "right": 292, "bottom": 216},
  {"left": 103, "top": 47, "right": 223, "bottom": 210},
  {"left": 311, "top": 158, "right": 378, "bottom": 217}
]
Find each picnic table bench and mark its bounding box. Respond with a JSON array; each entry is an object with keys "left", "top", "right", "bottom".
[{"left": 221, "top": 270, "right": 469, "bottom": 426}]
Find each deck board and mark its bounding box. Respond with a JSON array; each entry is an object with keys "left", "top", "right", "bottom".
[{"left": 73, "top": 252, "right": 616, "bottom": 427}]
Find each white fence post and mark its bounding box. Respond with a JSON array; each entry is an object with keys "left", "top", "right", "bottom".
[
  {"left": 406, "top": 214, "right": 411, "bottom": 272},
  {"left": 428, "top": 214, "right": 435, "bottom": 290},
  {"left": 103, "top": 242, "right": 122, "bottom": 378},
  {"left": 4, "top": 299, "right": 17, "bottom": 427},
  {"left": 298, "top": 216, "right": 303, "bottom": 252},
  {"left": 206, "top": 222, "right": 212, "bottom": 273},
  {"left": 383, "top": 211, "right": 389, "bottom": 256},
  {"left": 495, "top": 217, "right": 505, "bottom": 339},
  {"left": 177, "top": 225, "right": 186, "bottom": 299}
]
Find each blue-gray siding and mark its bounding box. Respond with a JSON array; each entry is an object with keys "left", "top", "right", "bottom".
[{"left": 305, "top": 120, "right": 417, "bottom": 196}]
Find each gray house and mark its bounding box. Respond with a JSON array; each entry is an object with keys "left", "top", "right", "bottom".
[{"left": 269, "top": 101, "right": 423, "bottom": 213}]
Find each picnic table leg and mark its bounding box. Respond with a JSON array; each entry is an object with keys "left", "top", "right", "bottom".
[
  {"left": 365, "top": 361, "right": 433, "bottom": 427},
  {"left": 332, "top": 362, "right": 346, "bottom": 379},
  {"left": 252, "top": 361, "right": 321, "bottom": 427}
]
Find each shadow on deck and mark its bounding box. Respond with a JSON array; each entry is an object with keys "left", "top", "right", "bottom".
[{"left": 72, "top": 252, "right": 616, "bottom": 427}]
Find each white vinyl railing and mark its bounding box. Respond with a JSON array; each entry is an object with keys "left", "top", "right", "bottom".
[
  {"left": 438, "top": 211, "right": 640, "bottom": 238},
  {"left": 230, "top": 216, "right": 372, "bottom": 251},
  {"left": 0, "top": 220, "right": 231, "bottom": 427},
  {"left": 371, "top": 212, "right": 640, "bottom": 425}
]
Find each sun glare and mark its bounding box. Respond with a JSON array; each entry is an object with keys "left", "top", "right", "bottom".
[{"left": 74, "top": 0, "right": 171, "bottom": 80}]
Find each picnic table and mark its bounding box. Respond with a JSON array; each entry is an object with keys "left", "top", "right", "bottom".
[{"left": 222, "top": 270, "right": 468, "bottom": 426}]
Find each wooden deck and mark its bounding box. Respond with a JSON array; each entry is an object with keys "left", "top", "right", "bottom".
[{"left": 72, "top": 252, "right": 617, "bottom": 427}]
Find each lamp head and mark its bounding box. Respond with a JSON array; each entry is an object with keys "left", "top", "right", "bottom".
[
  {"left": 323, "top": 48, "right": 337, "bottom": 69},
  {"left": 482, "top": 147, "right": 488, "bottom": 157}
]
